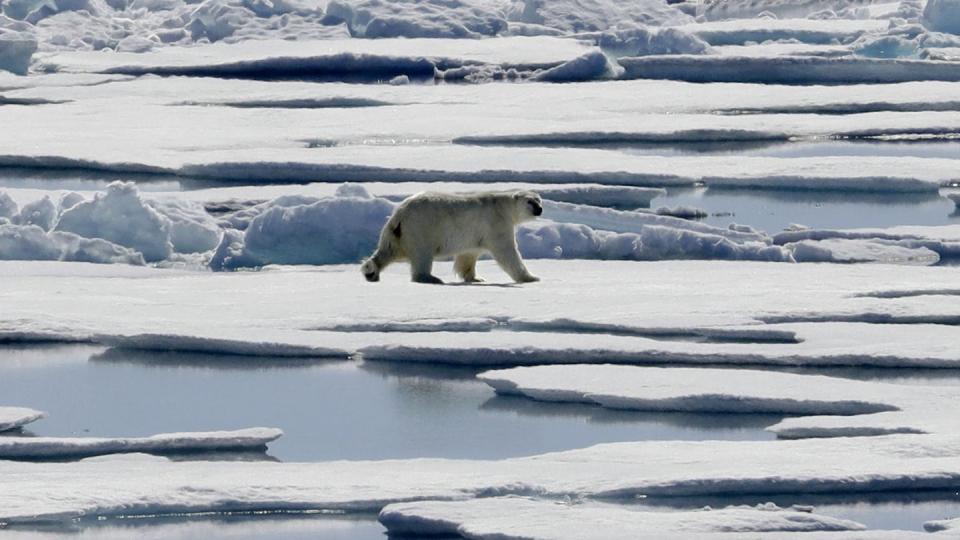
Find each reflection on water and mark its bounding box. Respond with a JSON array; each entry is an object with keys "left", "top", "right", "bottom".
[
  {"left": 655, "top": 186, "right": 958, "bottom": 234},
  {"left": 0, "top": 346, "right": 777, "bottom": 463},
  {"left": 632, "top": 490, "right": 960, "bottom": 532},
  {"left": 1, "top": 515, "right": 388, "bottom": 540}
]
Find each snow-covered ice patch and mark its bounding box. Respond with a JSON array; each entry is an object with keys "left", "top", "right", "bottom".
[
  {"left": 925, "top": 516, "right": 960, "bottom": 533},
  {"left": 0, "top": 406, "right": 45, "bottom": 432},
  {"left": 786, "top": 238, "right": 941, "bottom": 265},
  {"left": 2, "top": 434, "right": 960, "bottom": 524},
  {"left": 506, "top": 0, "right": 691, "bottom": 33},
  {"left": 38, "top": 37, "right": 600, "bottom": 79},
  {"left": 325, "top": 0, "right": 507, "bottom": 39},
  {"left": 480, "top": 365, "right": 960, "bottom": 438},
  {"left": 0, "top": 427, "right": 282, "bottom": 459},
  {"left": 379, "top": 498, "right": 868, "bottom": 539},
  {"left": 677, "top": 18, "right": 886, "bottom": 46},
  {"left": 5, "top": 260, "right": 960, "bottom": 367},
  {"left": 620, "top": 55, "right": 960, "bottom": 84},
  {"left": 773, "top": 225, "right": 960, "bottom": 261}
]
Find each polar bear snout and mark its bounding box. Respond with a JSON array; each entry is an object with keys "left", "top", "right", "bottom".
[
  {"left": 361, "top": 259, "right": 380, "bottom": 282},
  {"left": 530, "top": 200, "right": 543, "bottom": 216}
]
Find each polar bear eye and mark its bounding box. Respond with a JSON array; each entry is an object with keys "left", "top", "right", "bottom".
[{"left": 527, "top": 198, "right": 543, "bottom": 216}]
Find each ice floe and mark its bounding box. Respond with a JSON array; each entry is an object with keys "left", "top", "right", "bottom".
[
  {"left": 773, "top": 224, "right": 960, "bottom": 261},
  {"left": 620, "top": 55, "right": 960, "bottom": 84},
  {"left": 2, "top": 434, "right": 960, "bottom": 524},
  {"left": 379, "top": 497, "right": 872, "bottom": 539},
  {"left": 3, "top": 260, "right": 960, "bottom": 368},
  {"left": 479, "top": 365, "right": 960, "bottom": 438},
  {"left": 0, "top": 406, "right": 45, "bottom": 432},
  {"left": 38, "top": 36, "right": 598, "bottom": 79},
  {"left": 0, "top": 427, "right": 282, "bottom": 459},
  {"left": 926, "top": 517, "right": 960, "bottom": 533}
]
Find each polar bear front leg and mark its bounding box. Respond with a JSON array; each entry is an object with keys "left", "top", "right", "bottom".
[
  {"left": 409, "top": 253, "right": 444, "bottom": 284},
  {"left": 454, "top": 252, "right": 483, "bottom": 283},
  {"left": 489, "top": 236, "right": 539, "bottom": 283}
]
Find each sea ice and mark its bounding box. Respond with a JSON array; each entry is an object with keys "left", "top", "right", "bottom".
[
  {"left": 0, "top": 427, "right": 283, "bottom": 459},
  {"left": 325, "top": 0, "right": 508, "bottom": 39},
  {"left": 55, "top": 182, "right": 173, "bottom": 262},
  {"left": 785, "top": 238, "right": 941, "bottom": 265},
  {"left": 379, "top": 498, "right": 871, "bottom": 539},
  {"left": 38, "top": 36, "right": 597, "bottom": 78},
  {"left": 478, "top": 365, "right": 960, "bottom": 437},
  {"left": 2, "top": 434, "right": 959, "bottom": 524},
  {"left": 3, "top": 260, "right": 960, "bottom": 368},
  {"left": 0, "top": 29, "right": 36, "bottom": 74},
  {"left": 619, "top": 55, "right": 960, "bottom": 84},
  {"left": 0, "top": 406, "right": 45, "bottom": 432},
  {"left": 924, "top": 0, "right": 960, "bottom": 35}
]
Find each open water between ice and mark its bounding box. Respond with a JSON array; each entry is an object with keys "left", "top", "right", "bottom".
[{"left": 2, "top": 344, "right": 960, "bottom": 537}]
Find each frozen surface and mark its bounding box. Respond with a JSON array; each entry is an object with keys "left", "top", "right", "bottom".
[
  {"left": 926, "top": 516, "right": 960, "bottom": 532},
  {"left": 677, "top": 18, "right": 886, "bottom": 46},
  {"left": 2, "top": 434, "right": 960, "bottom": 523},
  {"left": 0, "top": 427, "right": 282, "bottom": 459},
  {"left": 38, "top": 36, "right": 597, "bottom": 77},
  {"left": 621, "top": 55, "right": 960, "bottom": 84},
  {"left": 3, "top": 77, "right": 960, "bottom": 194},
  {"left": 479, "top": 365, "right": 960, "bottom": 438},
  {"left": 3, "top": 261, "right": 960, "bottom": 368},
  {"left": 0, "top": 406, "right": 45, "bottom": 432},
  {"left": 379, "top": 498, "right": 872, "bottom": 539}
]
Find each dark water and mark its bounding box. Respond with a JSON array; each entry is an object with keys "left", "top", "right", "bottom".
[
  {"left": 653, "top": 187, "right": 959, "bottom": 235},
  {"left": 0, "top": 345, "right": 779, "bottom": 462}
]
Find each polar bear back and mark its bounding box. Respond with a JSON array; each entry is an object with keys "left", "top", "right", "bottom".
[{"left": 394, "top": 192, "right": 520, "bottom": 256}]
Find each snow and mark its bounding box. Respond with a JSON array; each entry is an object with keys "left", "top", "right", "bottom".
[
  {"left": 38, "top": 36, "right": 598, "bottom": 77},
  {"left": 0, "top": 406, "right": 45, "bottom": 432},
  {"left": 478, "top": 365, "right": 960, "bottom": 438},
  {"left": 925, "top": 517, "right": 960, "bottom": 532},
  {"left": 0, "top": 427, "right": 282, "bottom": 459},
  {"left": 676, "top": 18, "right": 887, "bottom": 46},
  {"left": 4, "top": 77, "right": 960, "bottom": 194},
  {"left": 55, "top": 182, "right": 173, "bottom": 262},
  {"left": 531, "top": 50, "right": 621, "bottom": 82},
  {"left": 507, "top": 0, "right": 691, "bottom": 34},
  {"left": 11, "top": 195, "right": 55, "bottom": 230},
  {"left": 379, "top": 498, "right": 870, "bottom": 539},
  {"left": 4, "top": 260, "right": 960, "bottom": 369},
  {"left": 2, "top": 434, "right": 960, "bottom": 524},
  {"left": 325, "top": 0, "right": 508, "bottom": 38},
  {"left": 785, "top": 238, "right": 941, "bottom": 265},
  {"left": 620, "top": 55, "right": 960, "bottom": 84},
  {"left": 695, "top": 0, "right": 879, "bottom": 22},
  {"left": 924, "top": 0, "right": 960, "bottom": 35},
  {"left": 0, "top": 29, "right": 36, "bottom": 74},
  {"left": 773, "top": 225, "right": 960, "bottom": 261},
  {"left": 238, "top": 193, "right": 393, "bottom": 267}
]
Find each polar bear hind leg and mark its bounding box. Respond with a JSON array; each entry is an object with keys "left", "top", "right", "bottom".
[{"left": 454, "top": 252, "right": 483, "bottom": 283}]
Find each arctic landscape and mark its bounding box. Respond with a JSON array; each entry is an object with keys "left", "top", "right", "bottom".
[{"left": 3, "top": 0, "right": 960, "bottom": 537}]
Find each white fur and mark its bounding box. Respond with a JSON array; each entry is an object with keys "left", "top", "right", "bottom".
[{"left": 361, "top": 190, "right": 542, "bottom": 284}]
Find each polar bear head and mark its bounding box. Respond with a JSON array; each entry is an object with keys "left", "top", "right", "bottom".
[
  {"left": 512, "top": 191, "right": 543, "bottom": 222},
  {"left": 361, "top": 257, "right": 380, "bottom": 282}
]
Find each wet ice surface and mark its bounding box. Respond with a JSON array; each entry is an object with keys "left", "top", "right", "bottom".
[
  {"left": 0, "top": 345, "right": 781, "bottom": 462},
  {"left": 654, "top": 187, "right": 959, "bottom": 234}
]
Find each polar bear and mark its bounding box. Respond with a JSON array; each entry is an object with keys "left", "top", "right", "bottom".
[{"left": 361, "top": 190, "right": 542, "bottom": 284}]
